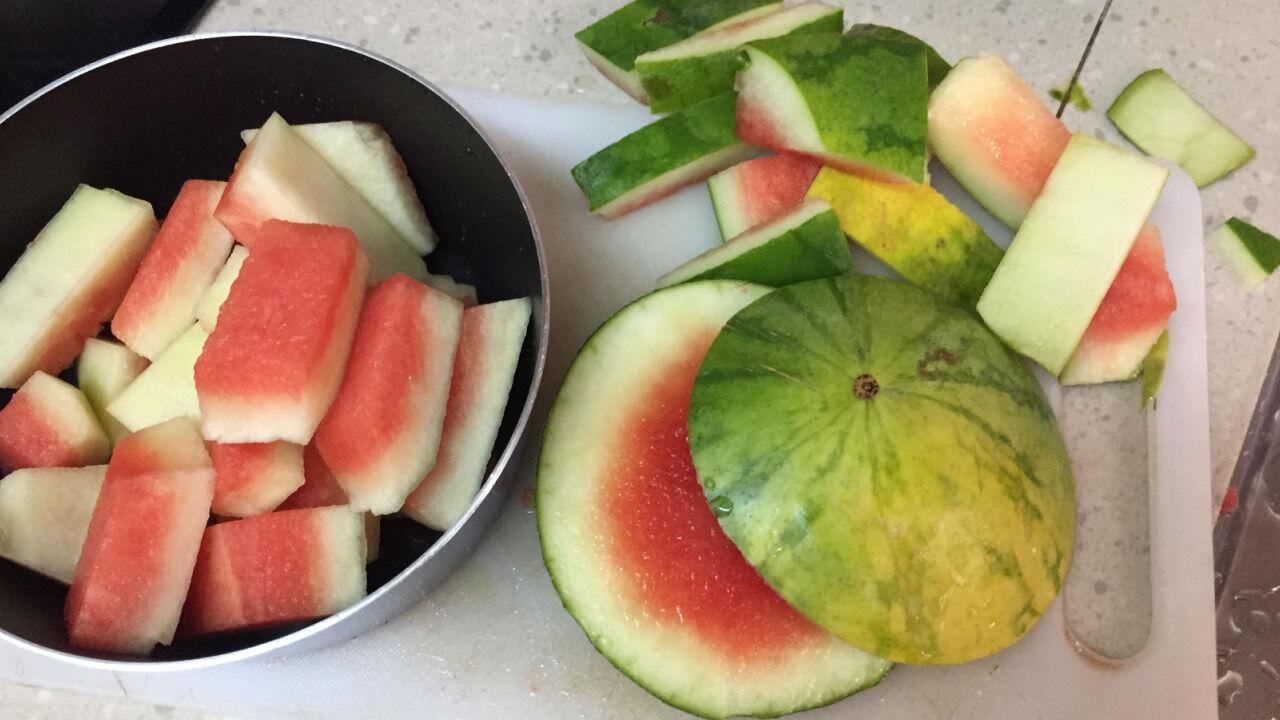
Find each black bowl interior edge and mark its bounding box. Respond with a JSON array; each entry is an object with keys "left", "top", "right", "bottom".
[{"left": 0, "top": 34, "right": 543, "bottom": 662}]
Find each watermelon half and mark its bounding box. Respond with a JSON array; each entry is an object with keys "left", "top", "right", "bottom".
[
  {"left": 929, "top": 54, "right": 1177, "bottom": 383},
  {"left": 537, "top": 280, "right": 889, "bottom": 719},
  {"left": 706, "top": 153, "right": 822, "bottom": 240},
  {"left": 689, "top": 275, "right": 1075, "bottom": 664}
]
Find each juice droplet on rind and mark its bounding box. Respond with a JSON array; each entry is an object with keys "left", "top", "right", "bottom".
[{"left": 710, "top": 495, "right": 734, "bottom": 518}]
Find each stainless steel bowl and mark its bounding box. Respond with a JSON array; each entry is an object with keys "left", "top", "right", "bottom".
[{"left": 0, "top": 32, "right": 548, "bottom": 670}]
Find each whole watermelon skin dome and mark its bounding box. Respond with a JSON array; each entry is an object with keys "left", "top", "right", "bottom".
[{"left": 689, "top": 274, "right": 1075, "bottom": 665}]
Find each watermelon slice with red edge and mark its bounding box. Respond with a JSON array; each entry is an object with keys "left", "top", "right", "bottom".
[
  {"left": 208, "top": 441, "right": 305, "bottom": 518},
  {"left": 112, "top": 180, "right": 234, "bottom": 360},
  {"left": 195, "top": 221, "right": 369, "bottom": 445},
  {"left": 180, "top": 505, "right": 366, "bottom": 637},
  {"left": 0, "top": 185, "right": 156, "bottom": 388},
  {"left": 706, "top": 154, "right": 822, "bottom": 240},
  {"left": 215, "top": 113, "right": 427, "bottom": 283},
  {"left": 403, "top": 297, "right": 530, "bottom": 530},
  {"left": 65, "top": 418, "right": 214, "bottom": 655},
  {"left": 537, "top": 281, "right": 888, "bottom": 718},
  {"left": 315, "top": 275, "right": 462, "bottom": 515},
  {"left": 0, "top": 371, "right": 110, "bottom": 472},
  {"left": 0, "top": 465, "right": 106, "bottom": 584},
  {"left": 929, "top": 54, "right": 1177, "bottom": 383}
]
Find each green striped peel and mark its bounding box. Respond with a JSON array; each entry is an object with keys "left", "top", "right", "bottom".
[
  {"left": 689, "top": 275, "right": 1075, "bottom": 665},
  {"left": 571, "top": 93, "right": 751, "bottom": 219},
  {"left": 636, "top": 2, "right": 844, "bottom": 114},
  {"left": 656, "top": 199, "right": 851, "bottom": 288},
  {"left": 575, "top": 0, "right": 782, "bottom": 101},
  {"left": 1210, "top": 217, "right": 1280, "bottom": 289},
  {"left": 845, "top": 23, "right": 951, "bottom": 90}
]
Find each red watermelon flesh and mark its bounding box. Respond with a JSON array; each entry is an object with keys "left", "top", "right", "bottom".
[
  {"left": 208, "top": 441, "right": 305, "bottom": 518},
  {"left": 707, "top": 154, "right": 823, "bottom": 240},
  {"left": 65, "top": 418, "right": 214, "bottom": 654},
  {"left": 315, "top": 275, "right": 462, "bottom": 515},
  {"left": 402, "top": 297, "right": 530, "bottom": 531},
  {"left": 605, "top": 333, "right": 826, "bottom": 659},
  {"left": 928, "top": 55, "right": 1176, "bottom": 382},
  {"left": 195, "top": 221, "right": 369, "bottom": 445},
  {"left": 278, "top": 443, "right": 380, "bottom": 563},
  {"left": 112, "top": 180, "right": 235, "bottom": 360},
  {"left": 0, "top": 371, "right": 110, "bottom": 473},
  {"left": 1060, "top": 226, "right": 1177, "bottom": 384},
  {"left": 179, "top": 505, "right": 366, "bottom": 637}
]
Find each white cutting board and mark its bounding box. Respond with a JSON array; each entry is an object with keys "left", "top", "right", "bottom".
[{"left": 0, "top": 89, "right": 1216, "bottom": 720}]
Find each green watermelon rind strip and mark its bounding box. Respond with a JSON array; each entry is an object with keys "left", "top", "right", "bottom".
[
  {"left": 745, "top": 33, "right": 930, "bottom": 183},
  {"left": 656, "top": 199, "right": 852, "bottom": 288},
  {"left": 1108, "top": 68, "right": 1255, "bottom": 188},
  {"left": 845, "top": 23, "right": 951, "bottom": 89},
  {"left": 537, "top": 280, "right": 891, "bottom": 719},
  {"left": 571, "top": 93, "right": 750, "bottom": 218},
  {"left": 635, "top": 2, "right": 844, "bottom": 114},
  {"left": 1211, "top": 217, "right": 1280, "bottom": 289},
  {"left": 575, "top": 0, "right": 783, "bottom": 101}
]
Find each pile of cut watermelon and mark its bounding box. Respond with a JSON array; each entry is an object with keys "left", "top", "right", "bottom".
[
  {"left": 0, "top": 114, "right": 530, "bottom": 656},
  {"left": 545, "top": 2, "right": 1267, "bottom": 718}
]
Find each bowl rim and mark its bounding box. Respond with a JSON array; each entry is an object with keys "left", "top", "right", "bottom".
[{"left": 0, "top": 29, "right": 550, "bottom": 671}]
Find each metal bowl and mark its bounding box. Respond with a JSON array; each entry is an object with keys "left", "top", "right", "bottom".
[{"left": 0, "top": 32, "right": 548, "bottom": 670}]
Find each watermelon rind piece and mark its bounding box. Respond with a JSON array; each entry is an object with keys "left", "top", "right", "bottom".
[
  {"left": 538, "top": 280, "right": 890, "bottom": 719},
  {"left": 574, "top": 0, "right": 783, "bottom": 103},
  {"left": 1108, "top": 69, "right": 1255, "bottom": 187},
  {"left": 0, "top": 371, "right": 111, "bottom": 473},
  {"left": 0, "top": 185, "right": 157, "bottom": 389},
  {"left": 927, "top": 54, "right": 1072, "bottom": 229},
  {"left": 689, "top": 274, "right": 1075, "bottom": 664},
  {"left": 0, "top": 465, "right": 106, "bottom": 584},
  {"left": 656, "top": 198, "right": 850, "bottom": 288},
  {"left": 807, "top": 166, "right": 1002, "bottom": 309},
  {"left": 736, "top": 34, "right": 929, "bottom": 183},
  {"left": 402, "top": 298, "right": 531, "bottom": 531},
  {"left": 1058, "top": 225, "right": 1177, "bottom": 386},
  {"left": 194, "top": 245, "right": 249, "bottom": 332},
  {"left": 636, "top": 1, "right": 844, "bottom": 114},
  {"left": 425, "top": 274, "right": 479, "bottom": 307},
  {"left": 107, "top": 324, "right": 208, "bottom": 433},
  {"left": 76, "top": 338, "right": 149, "bottom": 444},
  {"left": 846, "top": 23, "right": 950, "bottom": 89},
  {"left": 1210, "top": 217, "right": 1280, "bottom": 290},
  {"left": 707, "top": 153, "right": 822, "bottom": 240},
  {"left": 977, "top": 135, "right": 1169, "bottom": 376},
  {"left": 1140, "top": 330, "right": 1170, "bottom": 409},
  {"left": 242, "top": 122, "right": 438, "bottom": 254},
  {"left": 571, "top": 93, "right": 753, "bottom": 219}
]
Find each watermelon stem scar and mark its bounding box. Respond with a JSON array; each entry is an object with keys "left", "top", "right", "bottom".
[{"left": 853, "top": 373, "right": 879, "bottom": 399}]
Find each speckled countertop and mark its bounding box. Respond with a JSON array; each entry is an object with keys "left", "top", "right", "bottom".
[{"left": 3, "top": 1, "right": 1278, "bottom": 717}]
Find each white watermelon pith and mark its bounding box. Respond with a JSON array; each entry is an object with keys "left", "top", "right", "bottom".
[
  {"left": 208, "top": 441, "right": 306, "bottom": 518},
  {"left": 403, "top": 297, "right": 530, "bottom": 530},
  {"left": 195, "top": 245, "right": 249, "bottom": 332},
  {"left": 215, "top": 113, "right": 426, "bottom": 283},
  {"left": 426, "top": 274, "right": 479, "bottom": 307},
  {"left": 195, "top": 221, "right": 369, "bottom": 445},
  {"left": 0, "top": 465, "right": 106, "bottom": 584},
  {"left": 0, "top": 185, "right": 156, "bottom": 388},
  {"left": 242, "top": 121, "right": 437, "bottom": 254},
  {"left": 0, "top": 372, "right": 110, "bottom": 473},
  {"left": 315, "top": 275, "right": 462, "bottom": 515},
  {"left": 66, "top": 418, "right": 215, "bottom": 654},
  {"left": 106, "top": 324, "right": 207, "bottom": 433},
  {"left": 111, "top": 180, "right": 234, "bottom": 360},
  {"left": 707, "top": 153, "right": 823, "bottom": 240},
  {"left": 76, "top": 338, "right": 149, "bottom": 443},
  {"left": 537, "top": 281, "right": 889, "bottom": 718},
  {"left": 930, "top": 54, "right": 1178, "bottom": 382},
  {"left": 180, "top": 505, "right": 367, "bottom": 637}
]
